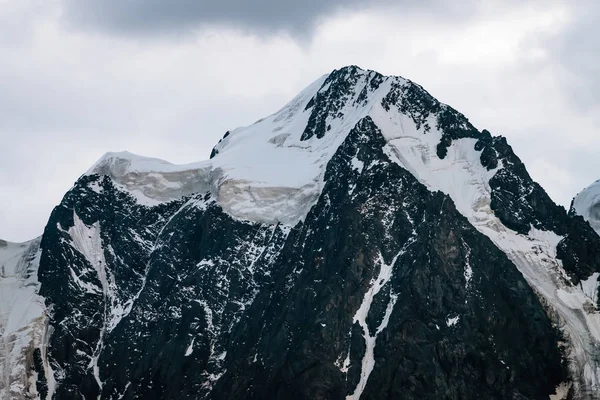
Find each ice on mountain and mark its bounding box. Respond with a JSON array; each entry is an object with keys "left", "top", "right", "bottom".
[{"left": 84, "top": 68, "right": 392, "bottom": 227}]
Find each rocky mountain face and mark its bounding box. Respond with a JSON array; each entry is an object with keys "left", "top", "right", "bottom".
[{"left": 5, "top": 66, "right": 600, "bottom": 399}]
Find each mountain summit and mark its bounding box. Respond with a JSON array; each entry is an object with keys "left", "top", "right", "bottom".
[{"left": 4, "top": 66, "right": 600, "bottom": 399}]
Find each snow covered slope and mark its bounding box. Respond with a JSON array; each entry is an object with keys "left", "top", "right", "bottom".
[
  {"left": 86, "top": 69, "right": 391, "bottom": 226},
  {"left": 573, "top": 180, "right": 600, "bottom": 235},
  {"left": 0, "top": 238, "right": 47, "bottom": 400}
]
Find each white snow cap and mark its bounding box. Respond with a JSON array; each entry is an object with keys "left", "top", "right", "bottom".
[
  {"left": 85, "top": 66, "right": 400, "bottom": 225},
  {"left": 572, "top": 179, "right": 600, "bottom": 235}
]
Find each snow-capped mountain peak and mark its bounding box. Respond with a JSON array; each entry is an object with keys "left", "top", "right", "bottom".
[
  {"left": 84, "top": 66, "right": 398, "bottom": 225},
  {"left": 13, "top": 66, "right": 600, "bottom": 399},
  {"left": 83, "top": 66, "right": 471, "bottom": 228},
  {"left": 573, "top": 179, "right": 600, "bottom": 235}
]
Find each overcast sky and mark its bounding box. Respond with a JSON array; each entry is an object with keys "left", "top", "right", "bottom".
[{"left": 1, "top": 0, "right": 599, "bottom": 242}]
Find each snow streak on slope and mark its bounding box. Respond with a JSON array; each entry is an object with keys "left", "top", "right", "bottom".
[
  {"left": 0, "top": 238, "right": 45, "bottom": 400},
  {"left": 67, "top": 212, "right": 114, "bottom": 393},
  {"left": 347, "top": 248, "right": 410, "bottom": 400},
  {"left": 370, "top": 101, "right": 600, "bottom": 397},
  {"left": 573, "top": 180, "right": 600, "bottom": 235}
]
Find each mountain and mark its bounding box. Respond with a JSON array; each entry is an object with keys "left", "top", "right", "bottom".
[{"left": 5, "top": 66, "right": 600, "bottom": 399}]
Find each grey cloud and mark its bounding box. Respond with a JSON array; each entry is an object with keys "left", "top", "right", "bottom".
[
  {"left": 546, "top": 3, "right": 600, "bottom": 108},
  {"left": 2, "top": 0, "right": 599, "bottom": 243},
  {"left": 63, "top": 0, "right": 365, "bottom": 35},
  {"left": 61, "top": 0, "right": 472, "bottom": 37}
]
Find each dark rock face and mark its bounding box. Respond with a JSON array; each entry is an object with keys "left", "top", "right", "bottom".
[
  {"left": 302, "top": 66, "right": 382, "bottom": 141},
  {"left": 210, "top": 131, "right": 231, "bottom": 159},
  {"left": 32, "top": 66, "right": 600, "bottom": 399},
  {"left": 99, "top": 197, "right": 290, "bottom": 399},
  {"left": 38, "top": 175, "right": 185, "bottom": 398},
  {"left": 33, "top": 348, "right": 48, "bottom": 399}
]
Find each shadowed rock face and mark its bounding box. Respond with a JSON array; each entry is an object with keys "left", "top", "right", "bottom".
[{"left": 27, "top": 66, "right": 600, "bottom": 399}]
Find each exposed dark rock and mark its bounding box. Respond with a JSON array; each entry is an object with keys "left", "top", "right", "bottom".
[
  {"left": 302, "top": 66, "right": 382, "bottom": 141},
  {"left": 33, "top": 348, "right": 48, "bottom": 399}
]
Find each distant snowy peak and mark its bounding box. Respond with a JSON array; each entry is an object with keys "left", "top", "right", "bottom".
[
  {"left": 572, "top": 179, "right": 600, "bottom": 235},
  {"left": 0, "top": 237, "right": 41, "bottom": 278},
  {"left": 0, "top": 237, "right": 45, "bottom": 400}
]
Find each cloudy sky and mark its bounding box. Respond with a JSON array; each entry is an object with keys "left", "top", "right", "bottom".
[{"left": 1, "top": 0, "right": 599, "bottom": 242}]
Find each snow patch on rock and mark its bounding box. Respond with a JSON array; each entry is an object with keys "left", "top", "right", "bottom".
[
  {"left": 446, "top": 316, "right": 460, "bottom": 327},
  {"left": 550, "top": 382, "right": 572, "bottom": 400},
  {"left": 347, "top": 215, "right": 417, "bottom": 400},
  {"left": 184, "top": 338, "right": 195, "bottom": 357},
  {"left": 67, "top": 213, "right": 109, "bottom": 392}
]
